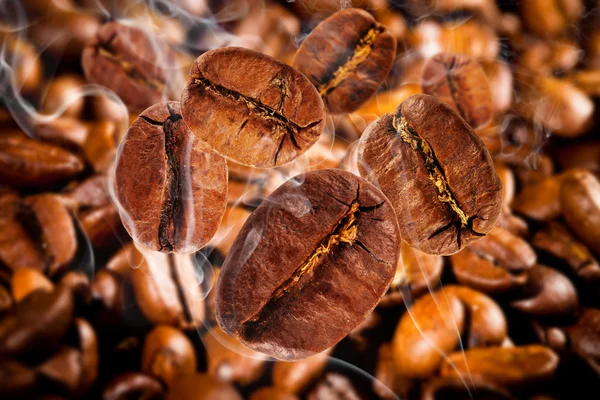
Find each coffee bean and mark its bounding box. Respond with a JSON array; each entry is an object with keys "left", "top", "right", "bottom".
[
  {"left": 358, "top": 94, "right": 502, "bottom": 255},
  {"left": 480, "top": 59, "right": 514, "bottom": 116},
  {"left": 272, "top": 350, "right": 330, "bottom": 394},
  {"left": 497, "top": 211, "right": 530, "bottom": 238},
  {"left": 142, "top": 325, "right": 196, "bottom": 386},
  {"left": 307, "top": 372, "right": 364, "bottom": 400},
  {"left": 565, "top": 308, "right": 600, "bottom": 369},
  {"left": 0, "top": 132, "right": 84, "bottom": 188},
  {"left": 35, "top": 117, "right": 90, "bottom": 150},
  {"left": 114, "top": 102, "right": 227, "bottom": 253},
  {"left": 180, "top": 47, "right": 325, "bottom": 168},
  {"left": 71, "top": 318, "right": 98, "bottom": 395},
  {"left": 520, "top": 0, "right": 583, "bottom": 38},
  {"left": 392, "top": 291, "right": 465, "bottom": 378},
  {"left": 0, "top": 360, "right": 37, "bottom": 397},
  {"left": 167, "top": 373, "right": 242, "bottom": 400},
  {"left": 560, "top": 170, "right": 600, "bottom": 254},
  {"left": 11, "top": 268, "right": 54, "bottom": 302},
  {"left": 292, "top": 8, "right": 396, "bottom": 114},
  {"left": 0, "top": 33, "right": 43, "bottom": 94},
  {"left": 83, "top": 121, "right": 121, "bottom": 173},
  {"left": 440, "top": 345, "right": 559, "bottom": 388},
  {"left": 468, "top": 226, "right": 537, "bottom": 272},
  {"left": 37, "top": 346, "right": 83, "bottom": 393},
  {"left": 82, "top": 22, "right": 182, "bottom": 112},
  {"left": 41, "top": 75, "right": 87, "bottom": 118},
  {"left": 513, "top": 173, "right": 567, "bottom": 222},
  {"left": 103, "top": 372, "right": 164, "bottom": 400},
  {"left": 421, "top": 53, "right": 493, "bottom": 130},
  {"left": 216, "top": 169, "right": 400, "bottom": 360},
  {"left": 421, "top": 376, "right": 513, "bottom": 400},
  {"left": 251, "top": 387, "right": 300, "bottom": 400}
]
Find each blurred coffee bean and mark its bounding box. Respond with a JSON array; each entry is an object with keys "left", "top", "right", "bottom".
[
  {"left": 496, "top": 211, "right": 529, "bottom": 238},
  {"left": 167, "top": 373, "right": 242, "bottom": 400},
  {"left": 567, "top": 69, "right": 600, "bottom": 98},
  {"left": 553, "top": 140, "right": 600, "bottom": 173},
  {"left": 202, "top": 326, "right": 267, "bottom": 386},
  {"left": 560, "top": 169, "right": 600, "bottom": 254},
  {"left": 103, "top": 372, "right": 164, "bottom": 400},
  {"left": 78, "top": 204, "right": 124, "bottom": 250},
  {"left": 517, "top": 37, "right": 581, "bottom": 76},
  {"left": 41, "top": 75, "right": 87, "bottom": 118},
  {"left": 36, "top": 346, "right": 83, "bottom": 393},
  {"left": 565, "top": 308, "right": 600, "bottom": 372},
  {"left": 250, "top": 387, "right": 299, "bottom": 400},
  {"left": 0, "top": 33, "right": 43, "bottom": 94},
  {"left": 469, "top": 227, "right": 536, "bottom": 272},
  {"left": 392, "top": 291, "right": 465, "bottom": 378},
  {"left": 495, "top": 162, "right": 515, "bottom": 211},
  {"left": 440, "top": 345, "right": 559, "bottom": 389},
  {"left": 481, "top": 60, "right": 514, "bottom": 116},
  {"left": 272, "top": 350, "right": 330, "bottom": 394},
  {"left": 373, "top": 342, "right": 410, "bottom": 400},
  {"left": 420, "top": 376, "right": 514, "bottom": 400},
  {"left": 513, "top": 173, "right": 567, "bottom": 222},
  {"left": 142, "top": 325, "right": 196, "bottom": 386},
  {"left": 0, "top": 285, "right": 12, "bottom": 314},
  {"left": 34, "top": 117, "right": 89, "bottom": 150},
  {"left": 520, "top": 0, "right": 583, "bottom": 38},
  {"left": 0, "top": 360, "right": 38, "bottom": 397},
  {"left": 11, "top": 268, "right": 53, "bottom": 302},
  {"left": 0, "top": 132, "right": 84, "bottom": 188},
  {"left": 83, "top": 121, "right": 121, "bottom": 173},
  {"left": 307, "top": 372, "right": 364, "bottom": 400},
  {"left": 70, "top": 318, "right": 98, "bottom": 395}
]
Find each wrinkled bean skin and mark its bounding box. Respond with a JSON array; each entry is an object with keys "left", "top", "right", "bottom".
[
  {"left": 293, "top": 8, "right": 396, "bottom": 114},
  {"left": 217, "top": 169, "right": 400, "bottom": 360},
  {"left": 181, "top": 47, "right": 326, "bottom": 168},
  {"left": 358, "top": 94, "right": 502, "bottom": 255},
  {"left": 114, "top": 102, "right": 227, "bottom": 253}
]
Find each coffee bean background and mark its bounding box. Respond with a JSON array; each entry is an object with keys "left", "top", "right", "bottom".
[{"left": 1, "top": 0, "right": 600, "bottom": 399}]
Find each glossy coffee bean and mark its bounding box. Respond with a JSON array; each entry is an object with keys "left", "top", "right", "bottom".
[
  {"left": 421, "top": 376, "right": 513, "bottom": 400},
  {"left": 167, "top": 373, "right": 242, "bottom": 400},
  {"left": 217, "top": 169, "right": 400, "bottom": 360},
  {"left": 181, "top": 47, "right": 325, "bottom": 168},
  {"left": 440, "top": 345, "right": 559, "bottom": 388},
  {"left": 41, "top": 75, "right": 87, "bottom": 118},
  {"left": 392, "top": 291, "right": 465, "bottom": 378},
  {"left": 103, "top": 372, "right": 164, "bottom": 400},
  {"left": 11, "top": 268, "right": 54, "bottom": 302},
  {"left": 272, "top": 350, "right": 330, "bottom": 394},
  {"left": 520, "top": 0, "right": 583, "bottom": 38},
  {"left": 251, "top": 387, "right": 299, "bottom": 400},
  {"left": 37, "top": 346, "right": 84, "bottom": 393},
  {"left": 480, "top": 59, "right": 513, "bottom": 116},
  {"left": 468, "top": 226, "right": 537, "bottom": 273},
  {"left": 307, "top": 372, "right": 363, "bottom": 400},
  {"left": 513, "top": 173, "right": 566, "bottom": 222},
  {"left": 142, "top": 325, "right": 197, "bottom": 386},
  {"left": 293, "top": 8, "right": 396, "bottom": 114},
  {"left": 421, "top": 53, "right": 493, "bottom": 130},
  {"left": 358, "top": 94, "right": 502, "bottom": 255},
  {"left": 114, "top": 102, "right": 227, "bottom": 253},
  {"left": 82, "top": 22, "right": 183, "bottom": 112},
  {"left": 34, "top": 117, "right": 89, "bottom": 150},
  {"left": 565, "top": 308, "right": 600, "bottom": 369},
  {"left": 83, "top": 121, "right": 121, "bottom": 173}
]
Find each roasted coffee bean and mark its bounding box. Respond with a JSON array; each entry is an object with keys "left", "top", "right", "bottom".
[
  {"left": 167, "top": 373, "right": 242, "bottom": 400},
  {"left": 82, "top": 22, "right": 183, "bottom": 112},
  {"left": 41, "top": 75, "right": 87, "bottom": 118},
  {"left": 142, "top": 325, "right": 197, "bottom": 386},
  {"left": 421, "top": 53, "right": 493, "bottom": 130},
  {"left": 373, "top": 342, "right": 408, "bottom": 400},
  {"left": 251, "top": 387, "right": 300, "bottom": 400},
  {"left": 565, "top": 308, "right": 600, "bottom": 370},
  {"left": 131, "top": 247, "right": 205, "bottom": 329},
  {"left": 513, "top": 173, "right": 566, "bottom": 222},
  {"left": 114, "top": 102, "right": 227, "bottom": 253},
  {"left": 11, "top": 268, "right": 54, "bottom": 302},
  {"left": 37, "top": 346, "right": 84, "bottom": 393},
  {"left": 292, "top": 8, "right": 396, "bottom": 114},
  {"left": 392, "top": 291, "right": 465, "bottom": 378},
  {"left": 0, "top": 33, "right": 43, "bottom": 94},
  {"left": 70, "top": 318, "right": 98, "bottom": 395},
  {"left": 0, "top": 286, "right": 73, "bottom": 358},
  {"left": 480, "top": 59, "right": 513, "bottom": 116},
  {"left": 181, "top": 47, "right": 325, "bottom": 168},
  {"left": 272, "top": 350, "right": 330, "bottom": 394},
  {"left": 440, "top": 345, "right": 559, "bottom": 388},
  {"left": 560, "top": 170, "right": 600, "bottom": 254},
  {"left": 0, "top": 132, "right": 84, "bottom": 188},
  {"left": 216, "top": 169, "right": 400, "bottom": 360},
  {"left": 0, "top": 285, "right": 11, "bottom": 314},
  {"left": 468, "top": 226, "right": 536, "bottom": 272},
  {"left": 83, "top": 121, "right": 121, "bottom": 173},
  {"left": 358, "top": 94, "right": 502, "bottom": 255},
  {"left": 34, "top": 117, "right": 89, "bottom": 150},
  {"left": 103, "top": 372, "right": 164, "bottom": 400},
  {"left": 420, "top": 376, "right": 514, "bottom": 400},
  {"left": 520, "top": 0, "right": 584, "bottom": 38},
  {"left": 553, "top": 140, "right": 600, "bottom": 173},
  {"left": 78, "top": 204, "right": 124, "bottom": 250},
  {"left": 307, "top": 372, "right": 364, "bottom": 400},
  {"left": 0, "top": 360, "right": 37, "bottom": 397}
]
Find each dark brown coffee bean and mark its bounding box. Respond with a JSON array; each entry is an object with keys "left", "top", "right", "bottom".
[
  {"left": 496, "top": 211, "right": 529, "bottom": 238},
  {"left": 180, "top": 47, "right": 325, "bottom": 168},
  {"left": 37, "top": 346, "right": 83, "bottom": 393},
  {"left": 307, "top": 372, "right": 364, "bottom": 400},
  {"left": 272, "top": 350, "right": 330, "bottom": 394},
  {"left": 167, "top": 373, "right": 242, "bottom": 400},
  {"left": 0, "top": 360, "right": 37, "bottom": 397},
  {"left": 216, "top": 169, "right": 400, "bottom": 360},
  {"left": 251, "top": 387, "right": 299, "bottom": 400},
  {"left": 78, "top": 204, "right": 124, "bottom": 250},
  {"left": 71, "top": 318, "right": 98, "bottom": 395},
  {"left": 0, "top": 286, "right": 73, "bottom": 359},
  {"left": 440, "top": 345, "right": 559, "bottom": 388},
  {"left": 392, "top": 291, "right": 465, "bottom": 378},
  {"left": 0, "top": 285, "right": 11, "bottom": 314},
  {"left": 142, "top": 325, "right": 196, "bottom": 386},
  {"left": 82, "top": 22, "right": 183, "bottom": 113},
  {"left": 420, "top": 376, "right": 514, "bottom": 400},
  {"left": 358, "top": 94, "right": 502, "bottom": 255},
  {"left": 553, "top": 140, "right": 600, "bottom": 173},
  {"left": 373, "top": 342, "right": 408, "bottom": 400},
  {"left": 103, "top": 372, "right": 164, "bottom": 400},
  {"left": 292, "top": 8, "right": 396, "bottom": 114},
  {"left": 560, "top": 170, "right": 600, "bottom": 254},
  {"left": 468, "top": 226, "right": 537, "bottom": 273},
  {"left": 0, "top": 132, "right": 84, "bottom": 188},
  {"left": 421, "top": 53, "right": 493, "bottom": 130},
  {"left": 565, "top": 308, "right": 600, "bottom": 370},
  {"left": 114, "top": 102, "right": 227, "bottom": 253},
  {"left": 202, "top": 326, "right": 267, "bottom": 386}
]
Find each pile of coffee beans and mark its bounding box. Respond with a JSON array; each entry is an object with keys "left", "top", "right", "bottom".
[{"left": 0, "top": 0, "right": 599, "bottom": 399}]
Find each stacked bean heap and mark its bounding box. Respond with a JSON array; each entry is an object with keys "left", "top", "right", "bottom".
[{"left": 0, "top": 1, "right": 599, "bottom": 399}]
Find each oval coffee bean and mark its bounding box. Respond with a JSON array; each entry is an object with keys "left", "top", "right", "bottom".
[
  {"left": 421, "top": 53, "right": 493, "bottom": 129},
  {"left": 421, "top": 376, "right": 514, "bottom": 400},
  {"left": 392, "top": 291, "right": 465, "bottom": 378},
  {"left": 0, "top": 360, "right": 37, "bottom": 397},
  {"left": 292, "top": 8, "right": 396, "bottom": 114},
  {"left": 103, "top": 372, "right": 164, "bottom": 400},
  {"left": 180, "top": 47, "right": 325, "bottom": 168},
  {"left": 560, "top": 170, "right": 600, "bottom": 254},
  {"left": 216, "top": 169, "right": 400, "bottom": 360},
  {"left": 272, "top": 350, "right": 330, "bottom": 394},
  {"left": 82, "top": 22, "right": 182, "bottom": 112},
  {"left": 468, "top": 226, "right": 537, "bottom": 273},
  {"left": 440, "top": 345, "right": 559, "bottom": 388},
  {"left": 565, "top": 308, "right": 600, "bottom": 368},
  {"left": 358, "top": 94, "right": 502, "bottom": 255},
  {"left": 114, "top": 102, "right": 227, "bottom": 253}
]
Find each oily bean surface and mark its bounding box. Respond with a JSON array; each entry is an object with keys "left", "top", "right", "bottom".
[
  {"left": 292, "top": 8, "right": 396, "bottom": 114},
  {"left": 181, "top": 47, "right": 325, "bottom": 168},
  {"left": 114, "top": 102, "right": 227, "bottom": 253},
  {"left": 82, "top": 22, "right": 182, "bottom": 113},
  {"left": 358, "top": 94, "right": 502, "bottom": 255},
  {"left": 216, "top": 169, "right": 400, "bottom": 360}
]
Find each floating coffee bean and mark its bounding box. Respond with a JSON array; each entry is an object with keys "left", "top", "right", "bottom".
[
  {"left": 292, "top": 8, "right": 396, "bottom": 114},
  {"left": 114, "top": 102, "right": 227, "bottom": 253},
  {"left": 217, "top": 169, "right": 400, "bottom": 360},
  {"left": 167, "top": 373, "right": 242, "bottom": 400},
  {"left": 421, "top": 53, "right": 493, "bottom": 130},
  {"left": 358, "top": 94, "right": 502, "bottom": 255},
  {"left": 180, "top": 47, "right": 325, "bottom": 168},
  {"left": 82, "top": 22, "right": 182, "bottom": 112}
]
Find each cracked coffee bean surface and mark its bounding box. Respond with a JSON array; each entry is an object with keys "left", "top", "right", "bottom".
[
  {"left": 358, "top": 94, "right": 502, "bottom": 255},
  {"left": 82, "top": 22, "right": 182, "bottom": 113},
  {"left": 114, "top": 102, "right": 227, "bottom": 253},
  {"left": 293, "top": 8, "right": 396, "bottom": 114},
  {"left": 181, "top": 47, "right": 325, "bottom": 168},
  {"left": 216, "top": 169, "right": 400, "bottom": 360}
]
